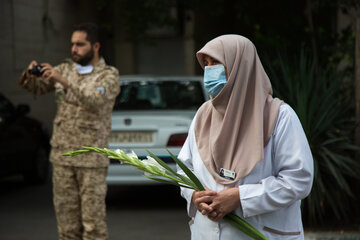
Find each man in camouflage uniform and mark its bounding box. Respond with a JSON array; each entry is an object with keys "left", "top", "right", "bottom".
[{"left": 18, "top": 23, "right": 120, "bottom": 240}]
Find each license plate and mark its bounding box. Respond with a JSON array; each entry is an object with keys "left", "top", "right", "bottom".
[{"left": 109, "top": 131, "right": 153, "bottom": 143}]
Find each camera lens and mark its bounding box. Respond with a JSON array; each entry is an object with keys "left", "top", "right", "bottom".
[{"left": 28, "top": 65, "right": 43, "bottom": 76}]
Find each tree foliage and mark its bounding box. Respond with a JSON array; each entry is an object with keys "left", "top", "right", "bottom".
[
  {"left": 265, "top": 51, "right": 360, "bottom": 225},
  {"left": 94, "top": 0, "right": 359, "bottom": 225}
]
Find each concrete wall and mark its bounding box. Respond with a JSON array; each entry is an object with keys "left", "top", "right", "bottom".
[
  {"left": 0, "top": 0, "right": 76, "bottom": 132},
  {"left": 113, "top": 1, "right": 196, "bottom": 77},
  {"left": 136, "top": 38, "right": 185, "bottom": 75},
  {"left": 0, "top": 0, "right": 197, "bottom": 133}
]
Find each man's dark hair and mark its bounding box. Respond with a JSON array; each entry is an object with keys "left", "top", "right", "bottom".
[{"left": 73, "top": 22, "right": 99, "bottom": 45}]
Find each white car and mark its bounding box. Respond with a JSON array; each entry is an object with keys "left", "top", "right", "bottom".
[{"left": 106, "top": 75, "right": 208, "bottom": 185}]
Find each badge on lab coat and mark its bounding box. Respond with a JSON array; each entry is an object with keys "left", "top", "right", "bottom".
[{"left": 219, "top": 168, "right": 236, "bottom": 180}]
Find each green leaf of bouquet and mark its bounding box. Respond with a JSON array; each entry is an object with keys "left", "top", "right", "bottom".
[
  {"left": 167, "top": 149, "right": 205, "bottom": 191},
  {"left": 144, "top": 175, "right": 193, "bottom": 189},
  {"left": 144, "top": 150, "right": 196, "bottom": 188},
  {"left": 148, "top": 152, "right": 197, "bottom": 189},
  {"left": 62, "top": 149, "right": 90, "bottom": 156},
  {"left": 225, "top": 213, "right": 268, "bottom": 240},
  {"left": 146, "top": 150, "right": 178, "bottom": 175},
  {"left": 82, "top": 146, "right": 107, "bottom": 154},
  {"left": 223, "top": 215, "right": 256, "bottom": 239},
  {"left": 104, "top": 148, "right": 123, "bottom": 159},
  {"left": 224, "top": 215, "right": 265, "bottom": 240},
  {"left": 227, "top": 213, "right": 263, "bottom": 236},
  {"left": 173, "top": 172, "right": 197, "bottom": 190}
]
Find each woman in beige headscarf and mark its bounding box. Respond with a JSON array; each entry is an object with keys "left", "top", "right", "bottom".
[{"left": 177, "top": 35, "right": 313, "bottom": 239}]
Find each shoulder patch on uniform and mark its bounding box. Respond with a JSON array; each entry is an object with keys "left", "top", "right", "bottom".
[
  {"left": 103, "top": 81, "right": 111, "bottom": 87},
  {"left": 96, "top": 86, "right": 106, "bottom": 95},
  {"left": 56, "top": 92, "right": 64, "bottom": 101}
]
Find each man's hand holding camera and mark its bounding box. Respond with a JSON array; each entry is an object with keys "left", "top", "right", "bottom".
[{"left": 27, "top": 61, "right": 69, "bottom": 89}]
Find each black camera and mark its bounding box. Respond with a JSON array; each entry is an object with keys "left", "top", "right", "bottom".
[{"left": 28, "top": 65, "right": 44, "bottom": 76}]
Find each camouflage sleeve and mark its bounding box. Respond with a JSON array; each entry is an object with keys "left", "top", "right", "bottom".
[
  {"left": 18, "top": 70, "right": 55, "bottom": 95},
  {"left": 67, "top": 67, "right": 120, "bottom": 108}
]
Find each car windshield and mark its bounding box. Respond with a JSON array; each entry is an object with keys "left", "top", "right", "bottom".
[{"left": 113, "top": 80, "right": 205, "bottom": 110}]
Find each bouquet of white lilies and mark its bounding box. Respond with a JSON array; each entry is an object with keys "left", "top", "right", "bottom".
[{"left": 63, "top": 146, "right": 268, "bottom": 240}]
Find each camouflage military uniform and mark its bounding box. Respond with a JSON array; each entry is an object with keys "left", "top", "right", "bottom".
[{"left": 19, "top": 58, "right": 120, "bottom": 240}]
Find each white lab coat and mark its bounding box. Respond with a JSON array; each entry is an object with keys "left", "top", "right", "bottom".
[{"left": 177, "top": 104, "right": 314, "bottom": 240}]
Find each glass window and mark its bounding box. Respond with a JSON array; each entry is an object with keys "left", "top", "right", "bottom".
[{"left": 113, "top": 80, "right": 205, "bottom": 110}]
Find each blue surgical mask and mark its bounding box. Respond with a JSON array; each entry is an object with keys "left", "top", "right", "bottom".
[{"left": 204, "top": 64, "right": 227, "bottom": 98}]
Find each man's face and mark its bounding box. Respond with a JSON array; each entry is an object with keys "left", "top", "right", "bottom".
[{"left": 71, "top": 31, "right": 94, "bottom": 66}]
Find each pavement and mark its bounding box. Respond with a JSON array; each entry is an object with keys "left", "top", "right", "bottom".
[
  {"left": 304, "top": 231, "right": 360, "bottom": 240},
  {"left": 1, "top": 176, "right": 360, "bottom": 240}
]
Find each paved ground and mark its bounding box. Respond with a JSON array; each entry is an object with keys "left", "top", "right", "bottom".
[
  {"left": 0, "top": 175, "right": 359, "bottom": 240},
  {"left": 0, "top": 175, "right": 190, "bottom": 240},
  {"left": 305, "top": 232, "right": 360, "bottom": 240}
]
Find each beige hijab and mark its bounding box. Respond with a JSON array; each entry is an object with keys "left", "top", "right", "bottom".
[{"left": 195, "top": 35, "right": 283, "bottom": 185}]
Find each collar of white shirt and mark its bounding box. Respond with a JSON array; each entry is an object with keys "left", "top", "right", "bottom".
[{"left": 76, "top": 64, "right": 94, "bottom": 75}]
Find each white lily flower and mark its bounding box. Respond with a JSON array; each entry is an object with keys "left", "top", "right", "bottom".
[
  {"left": 115, "top": 149, "right": 124, "bottom": 155},
  {"left": 142, "top": 156, "right": 166, "bottom": 172},
  {"left": 114, "top": 149, "right": 126, "bottom": 164},
  {"left": 126, "top": 150, "right": 138, "bottom": 160}
]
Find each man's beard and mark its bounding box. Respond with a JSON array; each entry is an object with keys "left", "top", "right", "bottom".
[{"left": 72, "top": 48, "right": 94, "bottom": 66}]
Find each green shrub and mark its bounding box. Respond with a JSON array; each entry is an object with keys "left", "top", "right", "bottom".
[{"left": 265, "top": 50, "right": 360, "bottom": 225}]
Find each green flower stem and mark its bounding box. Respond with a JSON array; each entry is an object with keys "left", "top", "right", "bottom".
[
  {"left": 225, "top": 213, "right": 267, "bottom": 240},
  {"left": 146, "top": 150, "right": 198, "bottom": 190},
  {"left": 63, "top": 147, "right": 268, "bottom": 240}
]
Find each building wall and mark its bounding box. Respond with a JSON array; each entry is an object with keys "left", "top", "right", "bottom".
[
  {"left": 136, "top": 38, "right": 185, "bottom": 75},
  {"left": 0, "top": 0, "right": 196, "bottom": 133},
  {"left": 0, "top": 0, "right": 77, "bottom": 132},
  {"left": 113, "top": 1, "right": 196, "bottom": 77}
]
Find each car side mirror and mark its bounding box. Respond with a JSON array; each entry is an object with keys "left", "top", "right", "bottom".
[{"left": 16, "top": 104, "right": 30, "bottom": 116}]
